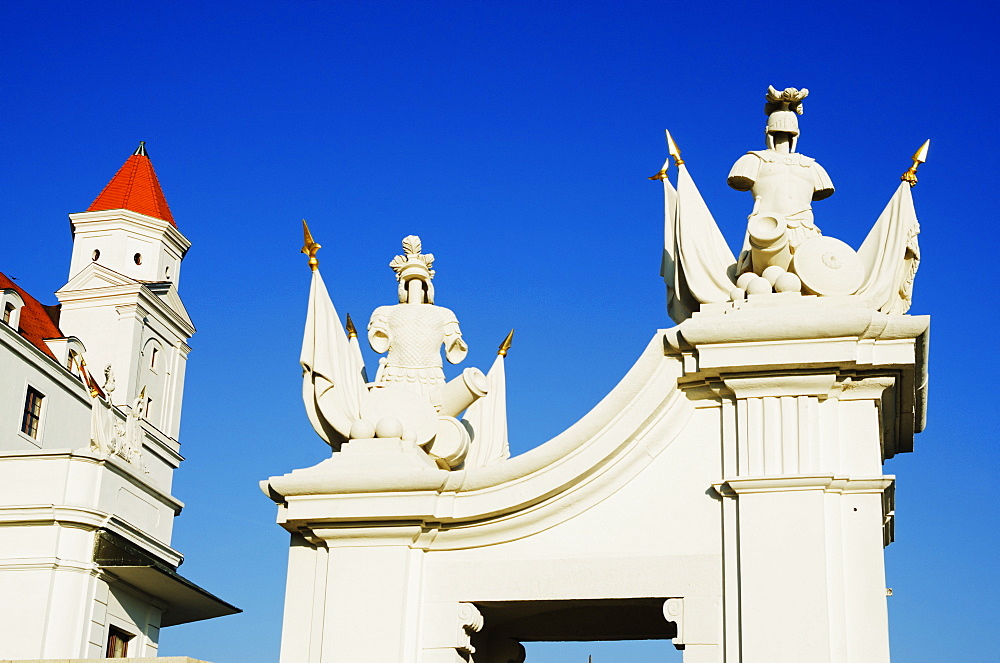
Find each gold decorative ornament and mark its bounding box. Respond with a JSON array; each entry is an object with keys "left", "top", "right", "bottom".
[
  {"left": 498, "top": 329, "right": 514, "bottom": 357},
  {"left": 901, "top": 139, "right": 930, "bottom": 187},
  {"left": 301, "top": 219, "right": 321, "bottom": 271},
  {"left": 345, "top": 313, "right": 358, "bottom": 339},
  {"left": 666, "top": 130, "right": 684, "bottom": 167},
  {"left": 648, "top": 156, "right": 670, "bottom": 181}
]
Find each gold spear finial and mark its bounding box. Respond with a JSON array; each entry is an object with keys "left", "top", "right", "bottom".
[
  {"left": 345, "top": 313, "right": 358, "bottom": 339},
  {"left": 666, "top": 130, "right": 684, "bottom": 167},
  {"left": 648, "top": 156, "right": 671, "bottom": 181},
  {"left": 901, "top": 139, "right": 930, "bottom": 187},
  {"left": 498, "top": 329, "right": 514, "bottom": 357},
  {"left": 301, "top": 219, "right": 321, "bottom": 271}
]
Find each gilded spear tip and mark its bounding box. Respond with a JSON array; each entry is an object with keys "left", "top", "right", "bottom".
[
  {"left": 647, "top": 130, "right": 674, "bottom": 179},
  {"left": 498, "top": 329, "right": 514, "bottom": 357},
  {"left": 901, "top": 139, "right": 930, "bottom": 187},
  {"left": 345, "top": 313, "right": 358, "bottom": 339},
  {"left": 301, "top": 219, "right": 321, "bottom": 271},
  {"left": 648, "top": 156, "right": 670, "bottom": 181},
  {"left": 665, "top": 130, "right": 684, "bottom": 167}
]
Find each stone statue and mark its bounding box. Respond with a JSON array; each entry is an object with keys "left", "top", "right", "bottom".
[
  {"left": 103, "top": 364, "right": 115, "bottom": 394},
  {"left": 655, "top": 84, "right": 924, "bottom": 313},
  {"left": 728, "top": 86, "right": 835, "bottom": 275},
  {"left": 368, "top": 236, "right": 468, "bottom": 411},
  {"left": 300, "top": 227, "right": 489, "bottom": 468}
]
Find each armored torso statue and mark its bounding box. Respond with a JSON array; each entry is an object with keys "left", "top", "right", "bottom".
[
  {"left": 728, "top": 87, "right": 835, "bottom": 272},
  {"left": 367, "top": 236, "right": 468, "bottom": 410}
]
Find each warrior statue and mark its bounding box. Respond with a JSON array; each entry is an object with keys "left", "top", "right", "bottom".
[
  {"left": 368, "top": 235, "right": 469, "bottom": 411},
  {"left": 728, "top": 86, "right": 835, "bottom": 275}
]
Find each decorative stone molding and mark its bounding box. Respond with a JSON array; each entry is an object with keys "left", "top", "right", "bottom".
[
  {"left": 662, "top": 597, "right": 722, "bottom": 653},
  {"left": 456, "top": 602, "right": 484, "bottom": 656},
  {"left": 713, "top": 474, "right": 894, "bottom": 497},
  {"left": 422, "top": 602, "right": 484, "bottom": 662}
]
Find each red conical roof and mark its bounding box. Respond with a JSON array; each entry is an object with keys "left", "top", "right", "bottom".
[{"left": 87, "top": 142, "right": 176, "bottom": 226}]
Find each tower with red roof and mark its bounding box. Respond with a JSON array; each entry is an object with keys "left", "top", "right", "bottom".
[
  {"left": 0, "top": 144, "right": 237, "bottom": 660},
  {"left": 57, "top": 141, "right": 194, "bottom": 437}
]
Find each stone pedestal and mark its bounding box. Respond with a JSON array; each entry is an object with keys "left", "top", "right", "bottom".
[{"left": 675, "top": 294, "right": 927, "bottom": 662}]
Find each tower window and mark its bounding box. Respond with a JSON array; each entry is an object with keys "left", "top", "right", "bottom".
[
  {"left": 20, "top": 387, "right": 44, "bottom": 439},
  {"left": 3, "top": 302, "right": 14, "bottom": 325},
  {"left": 150, "top": 347, "right": 158, "bottom": 372},
  {"left": 164, "top": 265, "right": 171, "bottom": 280},
  {"left": 92, "top": 249, "right": 100, "bottom": 261},
  {"left": 106, "top": 625, "right": 133, "bottom": 657},
  {"left": 133, "top": 253, "right": 142, "bottom": 265},
  {"left": 145, "top": 397, "right": 153, "bottom": 419}
]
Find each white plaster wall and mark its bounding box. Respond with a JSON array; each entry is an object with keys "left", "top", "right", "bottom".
[
  {"left": 0, "top": 524, "right": 98, "bottom": 659},
  {"left": 425, "top": 411, "right": 725, "bottom": 604},
  {"left": 67, "top": 211, "right": 186, "bottom": 288},
  {"left": 104, "top": 583, "right": 165, "bottom": 657},
  {"left": 56, "top": 294, "right": 144, "bottom": 411},
  {"left": 0, "top": 326, "right": 91, "bottom": 453}
]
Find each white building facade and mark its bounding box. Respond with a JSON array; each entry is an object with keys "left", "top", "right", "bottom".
[{"left": 0, "top": 143, "right": 237, "bottom": 660}]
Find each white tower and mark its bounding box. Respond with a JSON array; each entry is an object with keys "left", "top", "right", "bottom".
[
  {"left": 56, "top": 142, "right": 195, "bottom": 438},
  {"left": 0, "top": 142, "right": 236, "bottom": 660}
]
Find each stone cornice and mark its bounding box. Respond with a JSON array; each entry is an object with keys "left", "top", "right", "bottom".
[
  {"left": 713, "top": 474, "right": 895, "bottom": 496},
  {"left": 0, "top": 504, "right": 183, "bottom": 566},
  {"left": 69, "top": 209, "right": 191, "bottom": 255},
  {"left": 56, "top": 280, "right": 195, "bottom": 339}
]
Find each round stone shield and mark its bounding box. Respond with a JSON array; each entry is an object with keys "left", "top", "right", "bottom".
[{"left": 790, "top": 236, "right": 864, "bottom": 296}]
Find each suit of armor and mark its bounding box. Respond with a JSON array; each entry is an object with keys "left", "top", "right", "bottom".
[
  {"left": 728, "top": 149, "right": 835, "bottom": 249},
  {"left": 368, "top": 303, "right": 467, "bottom": 409}
]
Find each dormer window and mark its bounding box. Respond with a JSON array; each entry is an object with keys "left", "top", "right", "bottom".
[
  {"left": 0, "top": 289, "right": 25, "bottom": 330},
  {"left": 68, "top": 349, "right": 81, "bottom": 373}
]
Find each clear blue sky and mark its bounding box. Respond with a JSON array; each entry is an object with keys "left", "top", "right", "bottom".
[{"left": 2, "top": 1, "right": 997, "bottom": 661}]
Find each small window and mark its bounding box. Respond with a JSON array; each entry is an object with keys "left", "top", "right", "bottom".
[
  {"left": 133, "top": 253, "right": 142, "bottom": 265},
  {"left": 106, "top": 625, "right": 133, "bottom": 657},
  {"left": 3, "top": 302, "right": 14, "bottom": 325},
  {"left": 92, "top": 249, "right": 100, "bottom": 261},
  {"left": 150, "top": 347, "right": 158, "bottom": 371},
  {"left": 21, "top": 387, "right": 44, "bottom": 439},
  {"left": 145, "top": 397, "right": 153, "bottom": 419},
  {"left": 164, "top": 265, "right": 171, "bottom": 280}
]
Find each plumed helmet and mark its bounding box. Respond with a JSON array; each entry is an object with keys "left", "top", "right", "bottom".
[{"left": 766, "top": 109, "right": 800, "bottom": 136}]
